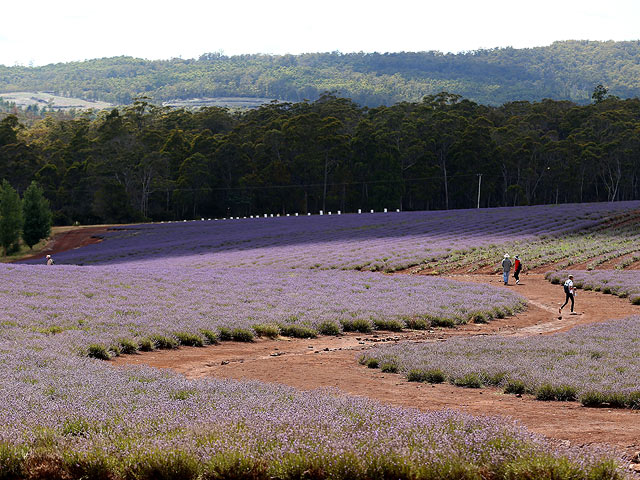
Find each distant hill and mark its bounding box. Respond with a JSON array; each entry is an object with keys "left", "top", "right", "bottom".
[{"left": 1, "top": 40, "right": 640, "bottom": 107}]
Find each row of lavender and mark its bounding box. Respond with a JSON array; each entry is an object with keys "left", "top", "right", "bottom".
[
  {"left": 415, "top": 210, "right": 640, "bottom": 273},
  {"left": 360, "top": 316, "right": 640, "bottom": 409},
  {"left": 40, "top": 201, "right": 640, "bottom": 271},
  {"left": 0, "top": 345, "right": 620, "bottom": 479},
  {"left": 1, "top": 263, "right": 525, "bottom": 357},
  {"left": 546, "top": 270, "right": 640, "bottom": 304}
]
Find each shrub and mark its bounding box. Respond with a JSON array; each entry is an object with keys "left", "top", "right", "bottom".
[
  {"left": 630, "top": 295, "right": 640, "bottom": 305},
  {"left": 217, "top": 327, "right": 232, "bottom": 341},
  {"left": 63, "top": 450, "right": 114, "bottom": 480},
  {"left": 365, "top": 358, "right": 379, "bottom": 369},
  {"left": 317, "top": 321, "right": 341, "bottom": 336},
  {"left": 138, "top": 338, "right": 155, "bottom": 351},
  {"left": 279, "top": 324, "right": 317, "bottom": 338},
  {"left": 0, "top": 443, "right": 27, "bottom": 479},
  {"left": 230, "top": 328, "right": 254, "bottom": 342},
  {"left": 470, "top": 312, "right": 489, "bottom": 324},
  {"left": 380, "top": 362, "right": 398, "bottom": 373},
  {"left": 407, "top": 368, "right": 445, "bottom": 383},
  {"left": 453, "top": 373, "right": 483, "bottom": 388},
  {"left": 404, "top": 317, "right": 429, "bottom": 330},
  {"left": 199, "top": 329, "right": 219, "bottom": 345},
  {"left": 504, "top": 380, "right": 526, "bottom": 395},
  {"left": 372, "top": 318, "right": 404, "bottom": 331},
  {"left": 535, "top": 384, "right": 558, "bottom": 401},
  {"left": 555, "top": 385, "right": 577, "bottom": 401},
  {"left": 627, "top": 391, "right": 640, "bottom": 409},
  {"left": 580, "top": 391, "right": 606, "bottom": 407},
  {"left": 87, "top": 344, "right": 110, "bottom": 360},
  {"left": 427, "top": 316, "right": 456, "bottom": 328},
  {"left": 341, "top": 318, "right": 373, "bottom": 333},
  {"left": 202, "top": 452, "right": 268, "bottom": 480},
  {"left": 174, "top": 332, "right": 204, "bottom": 347},
  {"left": 118, "top": 338, "right": 138, "bottom": 355},
  {"left": 602, "top": 392, "right": 628, "bottom": 408},
  {"left": 252, "top": 324, "right": 280, "bottom": 339},
  {"left": 124, "top": 450, "right": 201, "bottom": 480},
  {"left": 150, "top": 335, "right": 179, "bottom": 349}
]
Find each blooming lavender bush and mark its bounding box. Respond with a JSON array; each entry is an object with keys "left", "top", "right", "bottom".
[
  {"left": 547, "top": 270, "right": 640, "bottom": 304},
  {"left": 361, "top": 316, "right": 640, "bottom": 408}
]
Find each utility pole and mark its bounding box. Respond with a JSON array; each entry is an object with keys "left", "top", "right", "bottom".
[{"left": 476, "top": 173, "right": 482, "bottom": 209}]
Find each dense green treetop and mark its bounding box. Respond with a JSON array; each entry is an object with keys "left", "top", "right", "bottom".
[{"left": 2, "top": 41, "right": 640, "bottom": 106}]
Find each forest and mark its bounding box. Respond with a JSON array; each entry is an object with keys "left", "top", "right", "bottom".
[
  {"left": 2, "top": 40, "right": 640, "bottom": 107},
  {"left": 0, "top": 89, "right": 638, "bottom": 225}
]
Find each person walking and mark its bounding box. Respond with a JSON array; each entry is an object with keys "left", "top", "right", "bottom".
[
  {"left": 513, "top": 255, "right": 522, "bottom": 284},
  {"left": 559, "top": 274, "right": 575, "bottom": 314},
  {"left": 45, "top": 254, "right": 54, "bottom": 265},
  {"left": 501, "top": 254, "right": 512, "bottom": 285}
]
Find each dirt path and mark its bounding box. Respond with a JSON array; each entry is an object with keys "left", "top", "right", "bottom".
[
  {"left": 114, "top": 274, "right": 640, "bottom": 461},
  {"left": 16, "top": 226, "right": 108, "bottom": 262}
]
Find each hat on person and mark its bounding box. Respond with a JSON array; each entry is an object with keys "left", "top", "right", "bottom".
[
  {"left": 46, "top": 255, "right": 51, "bottom": 259},
  {"left": 504, "top": 254, "right": 510, "bottom": 258},
  {"left": 515, "top": 255, "right": 519, "bottom": 259}
]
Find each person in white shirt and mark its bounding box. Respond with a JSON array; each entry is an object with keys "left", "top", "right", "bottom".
[
  {"left": 46, "top": 254, "right": 54, "bottom": 265},
  {"left": 559, "top": 274, "right": 575, "bottom": 314}
]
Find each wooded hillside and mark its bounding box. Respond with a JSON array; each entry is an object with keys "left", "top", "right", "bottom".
[
  {"left": 2, "top": 40, "right": 640, "bottom": 106},
  {"left": 1, "top": 92, "right": 638, "bottom": 225}
]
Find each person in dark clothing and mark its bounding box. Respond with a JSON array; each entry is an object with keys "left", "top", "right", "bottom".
[
  {"left": 513, "top": 255, "right": 522, "bottom": 284},
  {"left": 501, "top": 254, "right": 512, "bottom": 285},
  {"left": 559, "top": 274, "right": 575, "bottom": 314}
]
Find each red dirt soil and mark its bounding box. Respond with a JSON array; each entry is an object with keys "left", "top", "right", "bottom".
[
  {"left": 31, "top": 227, "right": 640, "bottom": 469},
  {"left": 16, "top": 226, "right": 108, "bottom": 262}
]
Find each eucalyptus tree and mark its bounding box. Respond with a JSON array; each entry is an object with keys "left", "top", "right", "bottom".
[
  {"left": 21, "top": 181, "right": 52, "bottom": 249},
  {"left": 0, "top": 180, "right": 23, "bottom": 255}
]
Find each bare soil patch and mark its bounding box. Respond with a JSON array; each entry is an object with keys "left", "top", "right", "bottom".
[{"left": 15, "top": 226, "right": 108, "bottom": 262}]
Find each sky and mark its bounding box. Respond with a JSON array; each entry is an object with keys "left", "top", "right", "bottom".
[{"left": 1, "top": 0, "right": 639, "bottom": 66}]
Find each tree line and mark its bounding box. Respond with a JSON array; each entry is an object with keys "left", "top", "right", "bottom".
[
  {"left": 3, "top": 40, "right": 640, "bottom": 106},
  {"left": 0, "top": 90, "right": 639, "bottom": 226}
]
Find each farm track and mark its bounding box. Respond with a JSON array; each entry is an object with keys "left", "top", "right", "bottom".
[{"left": 115, "top": 274, "right": 640, "bottom": 460}]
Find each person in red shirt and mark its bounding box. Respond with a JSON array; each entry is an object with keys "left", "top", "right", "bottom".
[{"left": 513, "top": 255, "right": 522, "bottom": 284}]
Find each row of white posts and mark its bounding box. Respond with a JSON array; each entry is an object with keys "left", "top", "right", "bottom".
[{"left": 163, "top": 208, "right": 402, "bottom": 223}]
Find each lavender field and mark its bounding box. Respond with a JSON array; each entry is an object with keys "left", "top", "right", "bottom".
[
  {"left": 546, "top": 270, "right": 640, "bottom": 304},
  {"left": 415, "top": 207, "right": 640, "bottom": 273},
  {"left": 360, "top": 316, "right": 640, "bottom": 409},
  {"left": 3, "top": 202, "right": 638, "bottom": 477},
  {"left": 41, "top": 201, "right": 640, "bottom": 272},
  {"left": 0, "top": 346, "right": 620, "bottom": 478},
  {"left": 0, "top": 263, "right": 525, "bottom": 354}
]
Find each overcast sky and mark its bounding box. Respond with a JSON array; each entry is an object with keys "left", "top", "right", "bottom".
[{"left": 1, "top": 0, "right": 639, "bottom": 66}]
